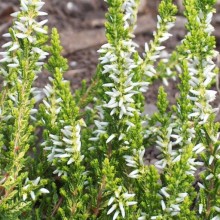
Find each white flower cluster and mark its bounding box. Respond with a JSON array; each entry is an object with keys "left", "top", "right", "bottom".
[
  {"left": 181, "top": 11, "right": 220, "bottom": 217},
  {"left": 122, "top": 0, "right": 138, "bottom": 30},
  {"left": 183, "top": 11, "right": 219, "bottom": 125},
  {"left": 169, "top": 119, "right": 205, "bottom": 175},
  {"left": 158, "top": 50, "right": 181, "bottom": 85},
  {"left": 0, "top": 0, "right": 48, "bottom": 72},
  {"left": 98, "top": 41, "right": 148, "bottom": 120},
  {"left": 197, "top": 132, "right": 220, "bottom": 219},
  {"left": 143, "top": 15, "right": 175, "bottom": 79},
  {"left": 124, "top": 148, "right": 145, "bottom": 179},
  {"left": 42, "top": 79, "right": 62, "bottom": 116},
  {"left": 154, "top": 124, "right": 180, "bottom": 170},
  {"left": 198, "top": 12, "right": 214, "bottom": 35},
  {"left": 198, "top": 201, "right": 220, "bottom": 220},
  {"left": 22, "top": 176, "right": 49, "bottom": 201},
  {"left": 91, "top": 0, "right": 148, "bottom": 146},
  {"left": 43, "top": 123, "right": 83, "bottom": 177},
  {"left": 153, "top": 119, "right": 205, "bottom": 217},
  {"left": 41, "top": 69, "right": 85, "bottom": 176},
  {"left": 0, "top": 0, "right": 48, "bottom": 120},
  {"left": 159, "top": 189, "right": 189, "bottom": 216},
  {"left": 89, "top": 119, "right": 108, "bottom": 143},
  {"left": 187, "top": 58, "right": 218, "bottom": 125},
  {"left": 139, "top": 190, "right": 188, "bottom": 219},
  {"left": 107, "top": 186, "right": 137, "bottom": 220}
]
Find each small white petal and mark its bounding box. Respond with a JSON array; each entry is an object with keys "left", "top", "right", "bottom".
[
  {"left": 39, "top": 188, "right": 50, "bottom": 194},
  {"left": 16, "top": 33, "right": 28, "bottom": 39},
  {"left": 21, "top": 0, "right": 28, "bottom": 11},
  {"left": 198, "top": 182, "right": 205, "bottom": 189},
  {"left": 161, "top": 200, "right": 166, "bottom": 211},
  {"left": 38, "top": 11, "right": 48, "bottom": 16},
  {"left": 107, "top": 204, "right": 117, "bottom": 215},
  {"left": 108, "top": 196, "right": 115, "bottom": 206},
  {"left": 34, "top": 27, "right": 47, "bottom": 34},
  {"left": 38, "top": 19, "right": 48, "bottom": 26},
  {"left": 113, "top": 210, "right": 120, "bottom": 220},
  {"left": 62, "top": 137, "right": 73, "bottom": 145},
  {"left": 23, "top": 193, "right": 27, "bottom": 201},
  {"left": 128, "top": 169, "right": 139, "bottom": 178},
  {"left": 160, "top": 187, "right": 170, "bottom": 198},
  {"left": 2, "top": 41, "right": 13, "bottom": 48},
  {"left": 214, "top": 206, "right": 220, "bottom": 213},
  {"left": 11, "top": 12, "right": 19, "bottom": 17},
  {"left": 30, "top": 191, "right": 36, "bottom": 200},
  {"left": 67, "top": 158, "right": 74, "bottom": 165},
  {"left": 33, "top": 177, "right": 40, "bottom": 185},
  {"left": 126, "top": 201, "right": 137, "bottom": 206},
  {"left": 119, "top": 202, "right": 125, "bottom": 218},
  {"left": 106, "top": 134, "right": 116, "bottom": 143},
  {"left": 54, "top": 153, "right": 70, "bottom": 158},
  {"left": 209, "top": 155, "right": 214, "bottom": 165},
  {"left": 8, "top": 63, "right": 19, "bottom": 68},
  {"left": 173, "top": 155, "right": 181, "bottom": 163},
  {"left": 206, "top": 173, "right": 214, "bottom": 180},
  {"left": 199, "top": 204, "right": 203, "bottom": 214}
]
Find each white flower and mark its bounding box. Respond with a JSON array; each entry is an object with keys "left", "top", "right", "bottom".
[
  {"left": 198, "top": 182, "right": 205, "bottom": 189},
  {"left": 199, "top": 204, "right": 203, "bottom": 214},
  {"left": 159, "top": 33, "right": 172, "bottom": 42},
  {"left": 107, "top": 204, "right": 117, "bottom": 215},
  {"left": 209, "top": 155, "right": 215, "bottom": 165},
  {"left": 107, "top": 186, "right": 137, "bottom": 220},
  {"left": 151, "top": 216, "right": 159, "bottom": 220},
  {"left": 22, "top": 176, "right": 49, "bottom": 201},
  {"left": 214, "top": 206, "right": 220, "bottom": 213},
  {"left": 106, "top": 134, "right": 116, "bottom": 143},
  {"left": 53, "top": 169, "right": 67, "bottom": 177},
  {"left": 44, "top": 122, "right": 83, "bottom": 176},
  {"left": 30, "top": 191, "right": 36, "bottom": 200},
  {"left": 119, "top": 202, "right": 125, "bottom": 218},
  {"left": 170, "top": 204, "right": 180, "bottom": 212},
  {"left": 160, "top": 187, "right": 170, "bottom": 198},
  {"left": 23, "top": 193, "right": 28, "bottom": 201},
  {"left": 0, "top": 0, "right": 48, "bottom": 78},
  {"left": 193, "top": 143, "right": 205, "bottom": 154},
  {"left": 39, "top": 188, "right": 50, "bottom": 194},
  {"left": 172, "top": 155, "right": 181, "bottom": 163},
  {"left": 211, "top": 216, "right": 220, "bottom": 220},
  {"left": 9, "top": 43, "right": 20, "bottom": 51},
  {"left": 33, "top": 177, "right": 41, "bottom": 186},
  {"left": 176, "top": 193, "right": 188, "bottom": 203},
  {"left": 138, "top": 212, "right": 147, "bottom": 220},
  {"left": 161, "top": 200, "right": 166, "bottom": 211},
  {"left": 206, "top": 173, "right": 214, "bottom": 180},
  {"left": 113, "top": 210, "right": 120, "bottom": 220},
  {"left": 205, "top": 90, "right": 216, "bottom": 103},
  {"left": 128, "top": 169, "right": 139, "bottom": 178}
]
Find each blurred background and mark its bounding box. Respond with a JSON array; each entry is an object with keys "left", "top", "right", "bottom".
[{"left": 0, "top": 0, "right": 220, "bottom": 114}]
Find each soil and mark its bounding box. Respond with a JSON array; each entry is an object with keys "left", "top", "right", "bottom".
[{"left": 0, "top": 0, "right": 220, "bottom": 114}]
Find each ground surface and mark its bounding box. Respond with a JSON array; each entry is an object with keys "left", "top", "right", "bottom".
[{"left": 1, "top": 0, "right": 220, "bottom": 115}]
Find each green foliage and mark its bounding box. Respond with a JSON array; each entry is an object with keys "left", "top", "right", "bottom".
[{"left": 0, "top": 0, "right": 220, "bottom": 219}]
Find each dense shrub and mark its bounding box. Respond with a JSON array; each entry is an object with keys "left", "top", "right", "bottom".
[{"left": 0, "top": 0, "right": 220, "bottom": 219}]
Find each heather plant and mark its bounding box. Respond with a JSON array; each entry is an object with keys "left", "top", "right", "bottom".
[{"left": 0, "top": 0, "right": 220, "bottom": 219}]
